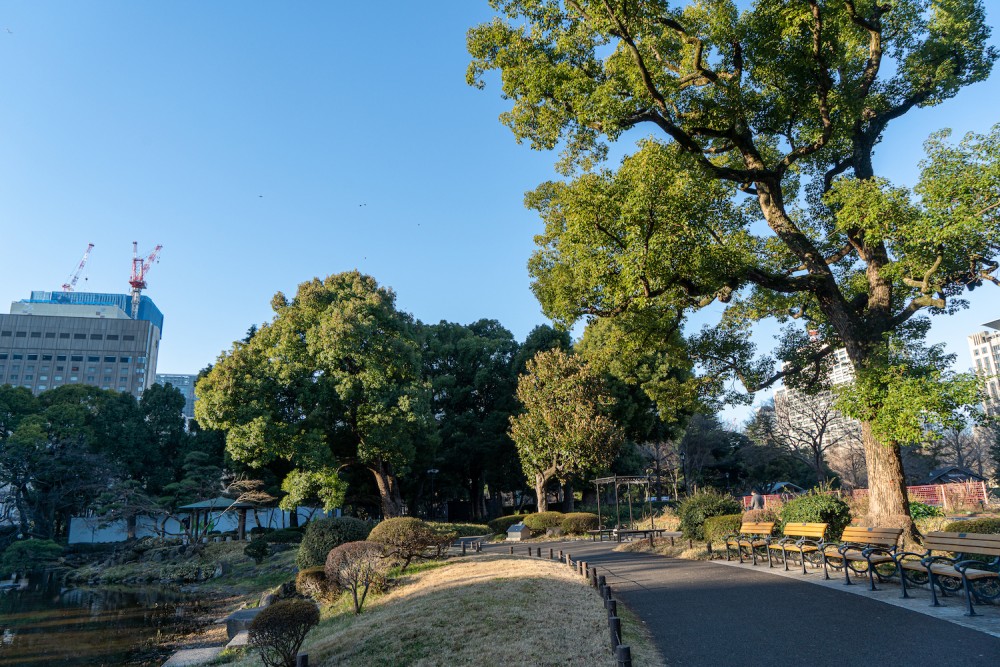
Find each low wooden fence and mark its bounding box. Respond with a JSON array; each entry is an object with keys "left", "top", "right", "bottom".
[{"left": 742, "top": 480, "right": 989, "bottom": 510}]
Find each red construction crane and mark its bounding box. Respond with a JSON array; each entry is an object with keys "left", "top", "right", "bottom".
[
  {"left": 62, "top": 243, "right": 95, "bottom": 292},
  {"left": 129, "top": 241, "right": 162, "bottom": 318}
]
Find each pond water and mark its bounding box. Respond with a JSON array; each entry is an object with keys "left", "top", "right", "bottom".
[{"left": 0, "top": 573, "right": 199, "bottom": 666}]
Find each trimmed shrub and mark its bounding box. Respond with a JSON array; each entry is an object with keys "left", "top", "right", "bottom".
[
  {"left": 244, "top": 537, "right": 270, "bottom": 564},
  {"left": 703, "top": 514, "right": 743, "bottom": 546},
  {"left": 487, "top": 515, "right": 524, "bottom": 535},
  {"left": 295, "top": 566, "right": 335, "bottom": 601},
  {"left": 266, "top": 528, "right": 304, "bottom": 544},
  {"left": 250, "top": 526, "right": 276, "bottom": 536},
  {"left": 909, "top": 501, "right": 944, "bottom": 520},
  {"left": 248, "top": 599, "right": 320, "bottom": 667},
  {"left": 0, "top": 539, "right": 63, "bottom": 575},
  {"left": 942, "top": 518, "right": 1000, "bottom": 534},
  {"left": 561, "top": 512, "right": 600, "bottom": 534},
  {"left": 296, "top": 517, "right": 371, "bottom": 570},
  {"left": 522, "top": 511, "right": 564, "bottom": 532},
  {"left": 367, "top": 518, "right": 441, "bottom": 571},
  {"left": 427, "top": 522, "right": 490, "bottom": 538},
  {"left": 779, "top": 493, "right": 851, "bottom": 539},
  {"left": 677, "top": 491, "right": 742, "bottom": 540},
  {"left": 742, "top": 507, "right": 782, "bottom": 526},
  {"left": 325, "top": 541, "right": 388, "bottom": 614}
]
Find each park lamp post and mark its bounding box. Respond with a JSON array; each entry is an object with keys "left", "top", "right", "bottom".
[{"left": 427, "top": 468, "right": 439, "bottom": 520}]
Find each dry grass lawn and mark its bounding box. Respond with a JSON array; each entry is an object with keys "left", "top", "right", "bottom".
[{"left": 295, "top": 554, "right": 663, "bottom": 666}]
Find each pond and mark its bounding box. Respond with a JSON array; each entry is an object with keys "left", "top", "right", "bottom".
[{"left": 0, "top": 573, "right": 201, "bottom": 666}]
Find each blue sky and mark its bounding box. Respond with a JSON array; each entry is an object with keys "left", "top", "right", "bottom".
[{"left": 1, "top": 2, "right": 998, "bottom": 425}]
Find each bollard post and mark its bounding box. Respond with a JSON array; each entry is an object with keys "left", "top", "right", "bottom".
[
  {"left": 559, "top": 550, "right": 564, "bottom": 560},
  {"left": 549, "top": 548, "right": 554, "bottom": 560},
  {"left": 604, "top": 584, "right": 612, "bottom": 601},
  {"left": 615, "top": 645, "right": 632, "bottom": 667},
  {"left": 509, "top": 546, "right": 514, "bottom": 555},
  {"left": 527, "top": 546, "right": 532, "bottom": 556},
  {"left": 537, "top": 547, "right": 542, "bottom": 558},
  {"left": 605, "top": 599, "right": 617, "bottom": 616},
  {"left": 649, "top": 534, "right": 654, "bottom": 549},
  {"left": 591, "top": 568, "right": 598, "bottom": 588},
  {"left": 462, "top": 542, "right": 467, "bottom": 556},
  {"left": 608, "top": 616, "right": 622, "bottom": 652},
  {"left": 296, "top": 654, "right": 309, "bottom": 667},
  {"left": 598, "top": 575, "right": 606, "bottom": 590},
  {"left": 566, "top": 553, "right": 571, "bottom": 566}
]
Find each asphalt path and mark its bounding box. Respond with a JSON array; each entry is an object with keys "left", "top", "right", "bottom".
[{"left": 484, "top": 540, "right": 1000, "bottom": 666}]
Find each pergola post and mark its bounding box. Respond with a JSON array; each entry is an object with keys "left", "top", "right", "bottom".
[
  {"left": 613, "top": 476, "right": 621, "bottom": 531},
  {"left": 595, "top": 481, "right": 602, "bottom": 529},
  {"left": 238, "top": 508, "right": 247, "bottom": 541}
]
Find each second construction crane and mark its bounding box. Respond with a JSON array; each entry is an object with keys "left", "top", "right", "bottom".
[
  {"left": 129, "top": 242, "right": 162, "bottom": 319},
  {"left": 62, "top": 243, "right": 95, "bottom": 292}
]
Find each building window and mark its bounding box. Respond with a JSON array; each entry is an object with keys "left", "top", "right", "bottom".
[
  {"left": 90, "top": 334, "right": 102, "bottom": 340},
  {"left": 123, "top": 335, "right": 135, "bottom": 341},
  {"left": 54, "top": 375, "right": 62, "bottom": 381},
  {"left": 103, "top": 376, "right": 111, "bottom": 383},
  {"left": 42, "top": 355, "right": 52, "bottom": 361},
  {"left": 8, "top": 375, "right": 17, "bottom": 381},
  {"left": 59, "top": 333, "right": 70, "bottom": 339},
  {"left": 137, "top": 357, "right": 146, "bottom": 364},
  {"left": 12, "top": 355, "right": 22, "bottom": 360},
  {"left": 73, "top": 334, "right": 86, "bottom": 339},
  {"left": 104, "top": 356, "right": 116, "bottom": 363},
  {"left": 15, "top": 332, "right": 26, "bottom": 338},
  {"left": 39, "top": 375, "right": 47, "bottom": 381},
  {"left": 120, "top": 356, "right": 131, "bottom": 363},
  {"left": 86, "top": 376, "right": 95, "bottom": 382},
  {"left": 0, "top": 331, "right": 10, "bottom": 337},
  {"left": 27, "top": 355, "right": 38, "bottom": 361},
  {"left": 0, "top": 354, "right": 6, "bottom": 360},
  {"left": 56, "top": 365, "right": 63, "bottom": 371},
  {"left": 57, "top": 355, "right": 67, "bottom": 361},
  {"left": 70, "top": 376, "right": 78, "bottom": 381},
  {"left": 87, "top": 367, "right": 96, "bottom": 373},
  {"left": 71, "top": 355, "right": 82, "bottom": 362},
  {"left": 37, "top": 385, "right": 46, "bottom": 391},
  {"left": 88, "top": 356, "right": 99, "bottom": 362},
  {"left": 71, "top": 366, "right": 79, "bottom": 372},
  {"left": 45, "top": 332, "right": 55, "bottom": 339},
  {"left": 106, "top": 334, "right": 119, "bottom": 341},
  {"left": 30, "top": 332, "right": 41, "bottom": 338}
]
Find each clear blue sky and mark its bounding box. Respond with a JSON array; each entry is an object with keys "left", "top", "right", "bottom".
[{"left": 1, "top": 2, "right": 998, "bottom": 425}]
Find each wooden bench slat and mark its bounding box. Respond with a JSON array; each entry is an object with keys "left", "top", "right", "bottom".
[{"left": 923, "top": 536, "right": 1000, "bottom": 555}]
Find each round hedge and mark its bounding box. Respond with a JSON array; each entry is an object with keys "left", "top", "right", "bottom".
[
  {"left": 367, "top": 518, "right": 445, "bottom": 571},
  {"left": 677, "top": 491, "right": 742, "bottom": 540},
  {"left": 487, "top": 515, "right": 525, "bottom": 535},
  {"left": 561, "top": 512, "right": 599, "bottom": 534},
  {"left": 942, "top": 518, "right": 1000, "bottom": 534},
  {"left": 296, "top": 516, "right": 371, "bottom": 570},
  {"left": 522, "top": 511, "right": 564, "bottom": 531},
  {"left": 295, "top": 566, "right": 336, "bottom": 601},
  {"left": 703, "top": 514, "right": 743, "bottom": 545},
  {"left": 779, "top": 493, "right": 851, "bottom": 539},
  {"left": 248, "top": 599, "right": 320, "bottom": 667}
]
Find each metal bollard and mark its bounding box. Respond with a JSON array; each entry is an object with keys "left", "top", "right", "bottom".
[
  {"left": 608, "top": 616, "right": 622, "bottom": 652},
  {"left": 549, "top": 548, "right": 554, "bottom": 560},
  {"left": 462, "top": 542, "right": 467, "bottom": 556},
  {"left": 527, "top": 546, "right": 532, "bottom": 556},
  {"left": 604, "top": 584, "right": 612, "bottom": 601},
  {"left": 559, "top": 550, "right": 564, "bottom": 560},
  {"left": 598, "top": 574, "right": 607, "bottom": 590},
  {"left": 606, "top": 599, "right": 617, "bottom": 616},
  {"left": 537, "top": 547, "right": 542, "bottom": 558},
  {"left": 509, "top": 546, "right": 514, "bottom": 555},
  {"left": 296, "top": 654, "right": 309, "bottom": 667},
  {"left": 615, "top": 645, "right": 632, "bottom": 667}
]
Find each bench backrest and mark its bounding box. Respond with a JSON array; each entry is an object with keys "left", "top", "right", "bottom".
[
  {"left": 923, "top": 531, "right": 1000, "bottom": 557},
  {"left": 782, "top": 522, "right": 827, "bottom": 539},
  {"left": 839, "top": 526, "right": 903, "bottom": 548},
  {"left": 739, "top": 521, "right": 775, "bottom": 535}
]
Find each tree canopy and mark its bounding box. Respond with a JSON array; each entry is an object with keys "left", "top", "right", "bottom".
[{"left": 469, "top": 0, "right": 999, "bottom": 526}]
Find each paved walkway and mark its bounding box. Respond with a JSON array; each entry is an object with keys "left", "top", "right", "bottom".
[{"left": 486, "top": 540, "right": 1000, "bottom": 666}]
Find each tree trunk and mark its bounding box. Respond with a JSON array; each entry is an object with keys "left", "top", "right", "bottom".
[
  {"left": 562, "top": 481, "right": 575, "bottom": 512},
  {"left": 370, "top": 463, "right": 403, "bottom": 518},
  {"left": 288, "top": 508, "right": 299, "bottom": 528},
  {"left": 127, "top": 515, "right": 137, "bottom": 541},
  {"left": 860, "top": 422, "right": 914, "bottom": 537},
  {"left": 535, "top": 473, "right": 548, "bottom": 512}
]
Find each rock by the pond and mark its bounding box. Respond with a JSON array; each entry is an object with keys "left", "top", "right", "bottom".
[
  {"left": 161, "top": 646, "right": 224, "bottom": 666},
  {"left": 226, "top": 630, "right": 250, "bottom": 649},
  {"left": 225, "top": 607, "right": 263, "bottom": 640}
]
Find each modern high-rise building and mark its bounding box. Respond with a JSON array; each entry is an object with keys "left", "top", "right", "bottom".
[
  {"left": 0, "top": 290, "right": 162, "bottom": 398},
  {"left": 155, "top": 373, "right": 198, "bottom": 422},
  {"left": 968, "top": 319, "right": 1000, "bottom": 417}
]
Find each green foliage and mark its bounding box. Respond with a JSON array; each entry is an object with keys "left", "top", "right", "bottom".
[
  {"left": 741, "top": 507, "right": 782, "bottom": 527},
  {"left": 295, "top": 566, "right": 336, "bottom": 601},
  {"left": 561, "top": 512, "right": 600, "bottom": 534},
  {"left": 909, "top": 502, "right": 945, "bottom": 520},
  {"left": 426, "top": 522, "right": 490, "bottom": 538},
  {"left": 248, "top": 599, "right": 320, "bottom": 667},
  {"left": 0, "top": 539, "right": 63, "bottom": 575},
  {"left": 703, "top": 514, "right": 743, "bottom": 545},
  {"left": 677, "top": 491, "right": 742, "bottom": 540},
  {"left": 510, "top": 349, "right": 623, "bottom": 510},
  {"left": 522, "top": 511, "right": 564, "bottom": 531},
  {"left": 942, "top": 518, "right": 1000, "bottom": 534},
  {"left": 324, "top": 541, "right": 389, "bottom": 614},
  {"left": 487, "top": 515, "right": 525, "bottom": 535},
  {"left": 779, "top": 494, "right": 852, "bottom": 540},
  {"left": 244, "top": 537, "right": 270, "bottom": 565},
  {"left": 265, "top": 528, "right": 304, "bottom": 544},
  {"left": 295, "top": 517, "right": 371, "bottom": 570},
  {"left": 368, "top": 517, "right": 447, "bottom": 572}
]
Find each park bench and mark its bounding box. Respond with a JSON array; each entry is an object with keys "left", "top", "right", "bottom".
[
  {"left": 723, "top": 521, "right": 775, "bottom": 565},
  {"left": 821, "top": 526, "right": 903, "bottom": 590},
  {"left": 895, "top": 531, "right": 1000, "bottom": 616},
  {"left": 767, "top": 522, "right": 827, "bottom": 574}
]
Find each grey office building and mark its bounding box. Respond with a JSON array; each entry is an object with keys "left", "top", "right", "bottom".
[
  {"left": 0, "top": 291, "right": 162, "bottom": 398},
  {"left": 155, "top": 373, "right": 198, "bottom": 422}
]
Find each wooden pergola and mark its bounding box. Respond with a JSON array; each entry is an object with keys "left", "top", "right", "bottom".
[
  {"left": 178, "top": 497, "right": 256, "bottom": 541},
  {"left": 592, "top": 475, "right": 654, "bottom": 531}
]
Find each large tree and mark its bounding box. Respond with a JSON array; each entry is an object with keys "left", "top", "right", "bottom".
[
  {"left": 196, "top": 272, "right": 435, "bottom": 518},
  {"left": 510, "top": 348, "right": 623, "bottom": 510},
  {"left": 469, "top": 0, "right": 998, "bottom": 529}
]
